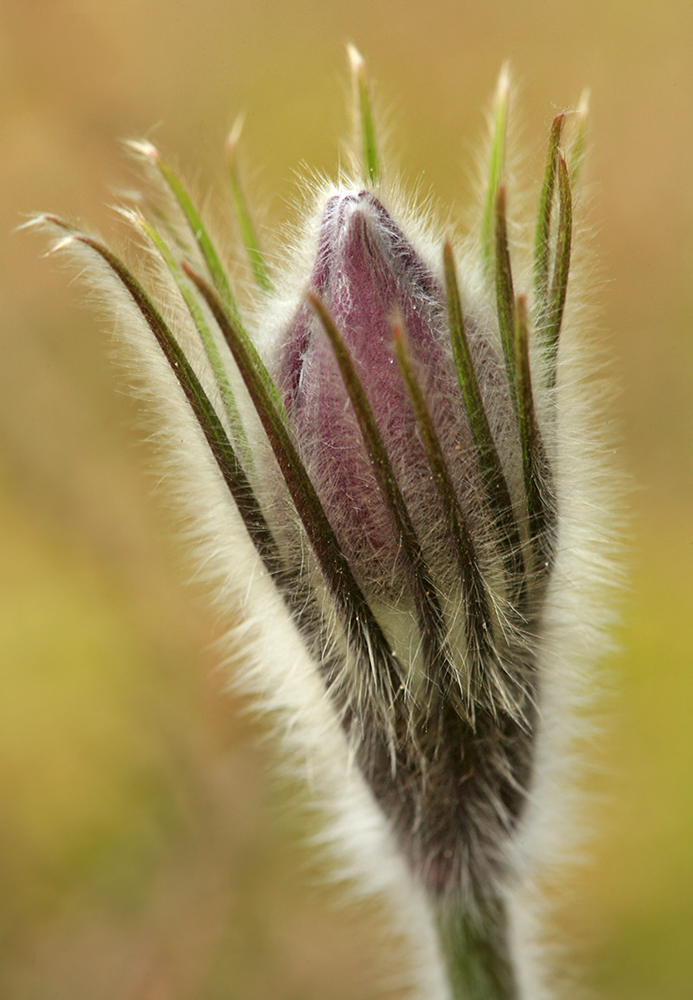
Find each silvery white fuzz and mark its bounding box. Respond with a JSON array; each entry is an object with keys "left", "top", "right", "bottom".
[{"left": 30, "top": 48, "right": 619, "bottom": 1000}]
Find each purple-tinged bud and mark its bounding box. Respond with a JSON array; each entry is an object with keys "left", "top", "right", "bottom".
[
  {"left": 264, "top": 188, "right": 537, "bottom": 906},
  {"left": 273, "top": 190, "right": 516, "bottom": 599}
]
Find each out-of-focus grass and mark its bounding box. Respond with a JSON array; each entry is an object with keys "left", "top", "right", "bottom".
[
  {"left": 578, "top": 510, "right": 693, "bottom": 1000},
  {"left": 1, "top": 0, "right": 692, "bottom": 996},
  {"left": 0, "top": 491, "right": 399, "bottom": 999},
  {"left": 0, "top": 497, "right": 171, "bottom": 920}
]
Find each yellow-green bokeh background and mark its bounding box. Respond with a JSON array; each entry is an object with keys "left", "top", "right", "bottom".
[{"left": 1, "top": 1, "right": 692, "bottom": 996}]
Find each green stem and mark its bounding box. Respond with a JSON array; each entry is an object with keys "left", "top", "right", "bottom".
[{"left": 437, "top": 897, "right": 518, "bottom": 1000}]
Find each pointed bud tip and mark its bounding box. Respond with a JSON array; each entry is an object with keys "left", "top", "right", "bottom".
[
  {"left": 577, "top": 87, "right": 590, "bottom": 117},
  {"left": 496, "top": 61, "right": 511, "bottom": 102},
  {"left": 17, "top": 213, "right": 54, "bottom": 232},
  {"left": 117, "top": 206, "right": 146, "bottom": 227},
  {"left": 21, "top": 213, "right": 77, "bottom": 248},
  {"left": 126, "top": 139, "right": 160, "bottom": 164},
  {"left": 45, "top": 233, "right": 79, "bottom": 256},
  {"left": 347, "top": 43, "right": 365, "bottom": 74},
  {"left": 226, "top": 114, "right": 245, "bottom": 158}
]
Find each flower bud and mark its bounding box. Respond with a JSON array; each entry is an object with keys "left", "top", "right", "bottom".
[
  {"left": 276, "top": 191, "right": 488, "bottom": 591},
  {"left": 267, "top": 187, "right": 533, "bottom": 901},
  {"left": 32, "top": 53, "right": 619, "bottom": 1000}
]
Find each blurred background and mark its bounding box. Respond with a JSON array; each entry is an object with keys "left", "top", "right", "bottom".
[{"left": 1, "top": 0, "right": 691, "bottom": 997}]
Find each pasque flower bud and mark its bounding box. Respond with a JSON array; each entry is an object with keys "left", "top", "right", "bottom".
[
  {"left": 275, "top": 190, "right": 494, "bottom": 592},
  {"left": 271, "top": 188, "right": 530, "bottom": 899},
  {"left": 30, "top": 51, "right": 617, "bottom": 1000}
]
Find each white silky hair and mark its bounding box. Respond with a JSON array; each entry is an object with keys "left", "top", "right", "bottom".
[{"left": 30, "top": 70, "right": 621, "bottom": 1000}]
